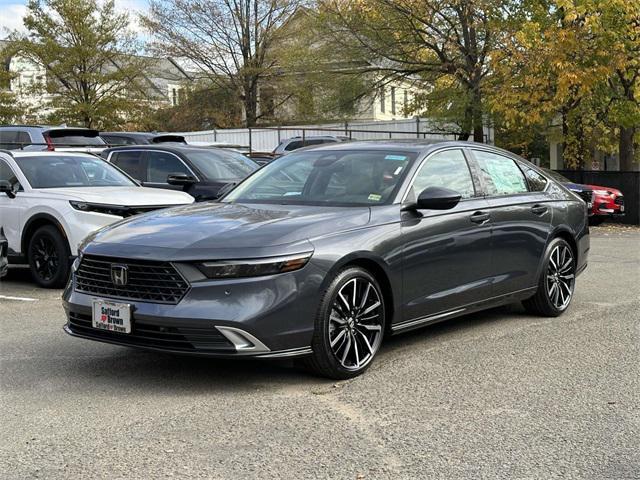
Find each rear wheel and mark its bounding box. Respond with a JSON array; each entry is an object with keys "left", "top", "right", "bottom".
[
  {"left": 304, "top": 267, "right": 385, "bottom": 379},
  {"left": 28, "top": 225, "right": 70, "bottom": 288},
  {"left": 523, "top": 237, "right": 576, "bottom": 317}
]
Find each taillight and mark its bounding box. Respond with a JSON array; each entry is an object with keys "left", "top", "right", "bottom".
[{"left": 44, "top": 135, "right": 55, "bottom": 151}]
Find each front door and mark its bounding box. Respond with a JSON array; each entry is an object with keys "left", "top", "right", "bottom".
[{"left": 401, "top": 149, "right": 493, "bottom": 322}]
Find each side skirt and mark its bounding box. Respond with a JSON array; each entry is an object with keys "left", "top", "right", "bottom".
[{"left": 391, "top": 287, "right": 537, "bottom": 334}]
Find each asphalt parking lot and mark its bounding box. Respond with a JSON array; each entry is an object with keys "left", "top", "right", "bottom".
[{"left": 1, "top": 226, "right": 638, "bottom": 479}]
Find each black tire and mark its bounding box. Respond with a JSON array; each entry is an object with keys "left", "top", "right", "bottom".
[
  {"left": 589, "top": 216, "right": 605, "bottom": 226},
  {"left": 27, "top": 225, "right": 71, "bottom": 288},
  {"left": 304, "top": 267, "right": 386, "bottom": 380},
  {"left": 523, "top": 237, "right": 576, "bottom": 317}
]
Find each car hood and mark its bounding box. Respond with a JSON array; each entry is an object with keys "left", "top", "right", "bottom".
[
  {"left": 85, "top": 202, "right": 371, "bottom": 260},
  {"left": 34, "top": 186, "right": 194, "bottom": 205}
]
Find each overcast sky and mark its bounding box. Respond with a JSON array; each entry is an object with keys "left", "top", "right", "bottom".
[{"left": 0, "top": 0, "right": 149, "bottom": 38}]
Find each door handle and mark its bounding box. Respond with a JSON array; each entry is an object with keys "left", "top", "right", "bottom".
[
  {"left": 470, "top": 211, "right": 490, "bottom": 224},
  {"left": 531, "top": 204, "right": 548, "bottom": 216}
]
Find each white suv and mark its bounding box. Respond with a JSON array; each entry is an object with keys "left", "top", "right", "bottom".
[{"left": 0, "top": 150, "right": 194, "bottom": 287}]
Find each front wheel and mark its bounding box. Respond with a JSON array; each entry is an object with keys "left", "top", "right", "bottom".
[
  {"left": 304, "top": 267, "right": 386, "bottom": 379},
  {"left": 28, "top": 225, "right": 71, "bottom": 288},
  {"left": 523, "top": 237, "right": 576, "bottom": 317}
]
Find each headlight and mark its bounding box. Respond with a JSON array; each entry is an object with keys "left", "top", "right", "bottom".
[
  {"left": 195, "top": 252, "right": 313, "bottom": 279},
  {"left": 69, "top": 201, "right": 126, "bottom": 216}
]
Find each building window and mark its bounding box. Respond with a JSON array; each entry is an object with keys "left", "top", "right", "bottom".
[
  {"left": 379, "top": 87, "right": 385, "bottom": 114},
  {"left": 171, "top": 88, "right": 178, "bottom": 106},
  {"left": 391, "top": 87, "right": 396, "bottom": 115}
]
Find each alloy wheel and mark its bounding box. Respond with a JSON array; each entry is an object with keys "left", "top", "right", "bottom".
[
  {"left": 328, "top": 277, "right": 384, "bottom": 371},
  {"left": 546, "top": 244, "right": 575, "bottom": 310},
  {"left": 31, "top": 236, "right": 59, "bottom": 281}
]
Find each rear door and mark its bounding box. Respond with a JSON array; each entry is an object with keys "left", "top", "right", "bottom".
[{"left": 467, "top": 148, "right": 553, "bottom": 295}]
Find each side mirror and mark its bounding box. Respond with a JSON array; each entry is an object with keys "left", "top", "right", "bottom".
[
  {"left": 166, "top": 173, "right": 197, "bottom": 186},
  {"left": 409, "top": 186, "right": 462, "bottom": 210},
  {"left": 0, "top": 180, "right": 19, "bottom": 198}
]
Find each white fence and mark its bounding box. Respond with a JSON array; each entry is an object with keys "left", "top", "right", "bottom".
[{"left": 177, "top": 118, "right": 492, "bottom": 152}]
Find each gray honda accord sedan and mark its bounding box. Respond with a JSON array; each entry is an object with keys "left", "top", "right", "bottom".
[{"left": 63, "top": 141, "right": 589, "bottom": 379}]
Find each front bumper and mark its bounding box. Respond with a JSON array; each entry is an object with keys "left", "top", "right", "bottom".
[{"left": 62, "top": 262, "right": 325, "bottom": 358}]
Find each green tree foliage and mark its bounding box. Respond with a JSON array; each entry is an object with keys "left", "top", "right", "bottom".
[
  {"left": 9, "top": 0, "right": 148, "bottom": 129},
  {"left": 0, "top": 66, "right": 24, "bottom": 123},
  {"left": 490, "top": 0, "right": 640, "bottom": 169}
]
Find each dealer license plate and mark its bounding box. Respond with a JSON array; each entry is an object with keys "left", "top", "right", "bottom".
[{"left": 92, "top": 299, "right": 131, "bottom": 334}]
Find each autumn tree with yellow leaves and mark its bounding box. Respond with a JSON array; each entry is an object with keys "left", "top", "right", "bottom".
[{"left": 490, "top": 0, "right": 640, "bottom": 169}]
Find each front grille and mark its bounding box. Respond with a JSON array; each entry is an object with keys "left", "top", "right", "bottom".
[
  {"left": 67, "top": 312, "right": 234, "bottom": 352},
  {"left": 614, "top": 196, "right": 624, "bottom": 206},
  {"left": 75, "top": 255, "right": 189, "bottom": 304},
  {"left": 577, "top": 190, "right": 593, "bottom": 203}
]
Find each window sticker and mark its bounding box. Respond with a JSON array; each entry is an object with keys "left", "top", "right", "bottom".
[
  {"left": 384, "top": 154, "right": 407, "bottom": 161},
  {"left": 368, "top": 193, "right": 382, "bottom": 201}
]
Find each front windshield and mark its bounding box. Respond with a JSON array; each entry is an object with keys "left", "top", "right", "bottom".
[
  {"left": 184, "top": 149, "right": 258, "bottom": 181},
  {"left": 16, "top": 155, "right": 136, "bottom": 188},
  {"left": 223, "top": 149, "right": 415, "bottom": 206}
]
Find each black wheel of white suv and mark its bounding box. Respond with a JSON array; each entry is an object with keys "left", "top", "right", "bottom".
[
  {"left": 28, "top": 225, "right": 71, "bottom": 289},
  {"left": 523, "top": 237, "right": 576, "bottom": 317},
  {"left": 305, "top": 267, "right": 385, "bottom": 379}
]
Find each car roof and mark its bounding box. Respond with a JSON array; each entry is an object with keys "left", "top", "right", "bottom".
[
  {"left": 11, "top": 151, "right": 100, "bottom": 158},
  {"left": 103, "top": 145, "right": 221, "bottom": 155},
  {"left": 294, "top": 139, "right": 475, "bottom": 154}
]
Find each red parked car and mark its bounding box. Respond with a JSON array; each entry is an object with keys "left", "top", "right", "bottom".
[{"left": 586, "top": 184, "right": 625, "bottom": 224}]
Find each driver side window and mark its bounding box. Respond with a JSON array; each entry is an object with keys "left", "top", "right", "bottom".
[{"left": 410, "top": 150, "right": 475, "bottom": 199}]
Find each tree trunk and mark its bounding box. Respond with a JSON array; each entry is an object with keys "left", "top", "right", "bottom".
[
  {"left": 472, "top": 86, "right": 484, "bottom": 143},
  {"left": 458, "top": 100, "right": 473, "bottom": 141},
  {"left": 243, "top": 78, "right": 258, "bottom": 127},
  {"left": 619, "top": 127, "right": 635, "bottom": 171}
]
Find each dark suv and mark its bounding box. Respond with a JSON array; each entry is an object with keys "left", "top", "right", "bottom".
[
  {"left": 103, "top": 145, "right": 259, "bottom": 201},
  {"left": 0, "top": 125, "right": 106, "bottom": 153}
]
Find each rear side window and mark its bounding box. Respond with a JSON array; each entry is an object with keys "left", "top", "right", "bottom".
[
  {"left": 521, "top": 164, "right": 548, "bottom": 192},
  {"left": 45, "top": 129, "right": 106, "bottom": 146},
  {"left": 473, "top": 150, "right": 528, "bottom": 196},
  {"left": 111, "top": 151, "right": 145, "bottom": 180},
  {"left": 0, "top": 130, "right": 31, "bottom": 150},
  {"left": 284, "top": 139, "right": 331, "bottom": 151},
  {"left": 102, "top": 135, "right": 137, "bottom": 146}
]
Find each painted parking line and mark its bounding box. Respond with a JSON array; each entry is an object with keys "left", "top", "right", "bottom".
[{"left": 0, "top": 295, "right": 38, "bottom": 302}]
